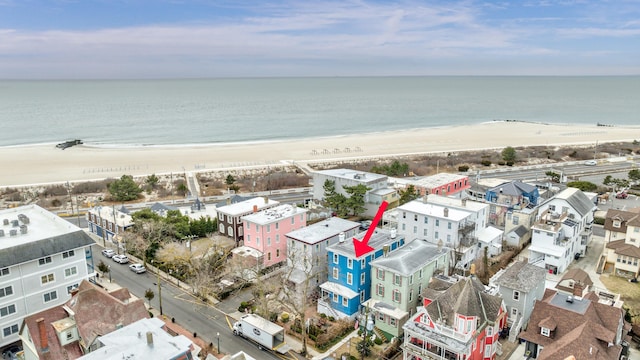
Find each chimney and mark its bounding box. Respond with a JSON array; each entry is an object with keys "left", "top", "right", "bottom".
[
  {"left": 390, "top": 228, "right": 397, "bottom": 239},
  {"left": 470, "top": 263, "right": 476, "bottom": 276},
  {"left": 226, "top": 197, "right": 231, "bottom": 205},
  {"left": 338, "top": 232, "right": 345, "bottom": 243},
  {"left": 443, "top": 208, "right": 449, "bottom": 217},
  {"left": 383, "top": 244, "right": 390, "bottom": 257},
  {"left": 263, "top": 196, "right": 268, "bottom": 204},
  {"left": 573, "top": 282, "right": 584, "bottom": 297},
  {"left": 253, "top": 205, "right": 258, "bottom": 213},
  {"left": 146, "top": 331, "right": 154, "bottom": 346},
  {"left": 37, "top": 318, "right": 49, "bottom": 353}
]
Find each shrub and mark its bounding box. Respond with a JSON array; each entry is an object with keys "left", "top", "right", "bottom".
[
  {"left": 281, "top": 313, "right": 290, "bottom": 323},
  {"left": 374, "top": 337, "right": 383, "bottom": 345},
  {"left": 319, "top": 313, "right": 327, "bottom": 319},
  {"left": 458, "top": 164, "right": 470, "bottom": 172},
  {"left": 481, "top": 160, "right": 491, "bottom": 166},
  {"left": 328, "top": 316, "right": 335, "bottom": 321}
]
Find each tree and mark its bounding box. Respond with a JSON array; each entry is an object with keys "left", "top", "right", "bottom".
[
  {"left": 343, "top": 184, "right": 371, "bottom": 216},
  {"left": 399, "top": 185, "right": 419, "bottom": 205},
  {"left": 501, "top": 146, "right": 517, "bottom": 163},
  {"left": 566, "top": 181, "right": 597, "bottom": 192},
  {"left": 144, "top": 288, "right": 155, "bottom": 306},
  {"left": 97, "top": 260, "right": 109, "bottom": 274},
  {"left": 629, "top": 169, "right": 640, "bottom": 183},
  {"left": 225, "top": 174, "right": 236, "bottom": 186},
  {"left": 108, "top": 175, "right": 142, "bottom": 201},
  {"left": 546, "top": 171, "right": 561, "bottom": 183},
  {"left": 323, "top": 180, "right": 343, "bottom": 212},
  {"left": 146, "top": 174, "right": 159, "bottom": 189}
]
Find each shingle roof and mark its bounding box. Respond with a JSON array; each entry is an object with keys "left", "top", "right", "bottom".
[
  {"left": 425, "top": 277, "right": 503, "bottom": 327},
  {"left": 488, "top": 181, "right": 537, "bottom": 196},
  {"left": 559, "top": 268, "right": 593, "bottom": 287},
  {"left": 493, "top": 261, "right": 547, "bottom": 292},
  {"left": 370, "top": 239, "right": 450, "bottom": 276},
  {"left": 519, "top": 290, "right": 624, "bottom": 360},
  {"left": 606, "top": 240, "right": 640, "bottom": 258},
  {"left": 0, "top": 230, "right": 94, "bottom": 268},
  {"left": 555, "top": 187, "right": 596, "bottom": 218}
]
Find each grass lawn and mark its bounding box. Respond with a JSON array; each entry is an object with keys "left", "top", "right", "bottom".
[{"left": 600, "top": 274, "right": 640, "bottom": 324}]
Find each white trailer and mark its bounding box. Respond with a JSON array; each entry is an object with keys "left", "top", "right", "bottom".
[{"left": 232, "top": 314, "right": 292, "bottom": 354}]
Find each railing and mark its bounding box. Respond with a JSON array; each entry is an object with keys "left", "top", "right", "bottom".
[
  {"left": 318, "top": 297, "right": 340, "bottom": 319},
  {"left": 509, "top": 314, "right": 523, "bottom": 343}
]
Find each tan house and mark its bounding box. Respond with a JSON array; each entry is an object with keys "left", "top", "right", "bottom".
[{"left": 599, "top": 208, "right": 640, "bottom": 279}]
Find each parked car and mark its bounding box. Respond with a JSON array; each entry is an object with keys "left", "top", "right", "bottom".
[
  {"left": 129, "top": 263, "right": 146, "bottom": 274},
  {"left": 112, "top": 254, "right": 129, "bottom": 264},
  {"left": 616, "top": 192, "right": 628, "bottom": 199},
  {"left": 101, "top": 249, "right": 115, "bottom": 258},
  {"left": 584, "top": 160, "right": 597, "bottom": 166}
]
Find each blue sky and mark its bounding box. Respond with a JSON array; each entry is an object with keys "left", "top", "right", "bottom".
[{"left": 1, "top": 0, "right": 638, "bottom": 78}]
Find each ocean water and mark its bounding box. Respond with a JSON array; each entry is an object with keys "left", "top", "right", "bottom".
[{"left": 0, "top": 76, "right": 638, "bottom": 148}]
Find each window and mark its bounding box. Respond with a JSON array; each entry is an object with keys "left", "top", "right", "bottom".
[
  {"left": 390, "top": 317, "right": 397, "bottom": 327},
  {"left": 402, "top": 212, "right": 406, "bottom": 219},
  {"left": 256, "top": 237, "right": 260, "bottom": 246},
  {"left": 275, "top": 222, "right": 279, "bottom": 230},
  {"left": 276, "top": 249, "right": 280, "bottom": 258},
  {"left": 347, "top": 273, "right": 353, "bottom": 285},
  {"left": 276, "top": 234, "right": 280, "bottom": 243},
  {"left": 513, "top": 216, "right": 520, "bottom": 225},
  {"left": 414, "top": 214, "right": 418, "bottom": 221},
  {"left": 291, "top": 217, "right": 295, "bottom": 225},
  {"left": 409, "top": 275, "right": 413, "bottom": 284},
  {"left": 484, "top": 345, "right": 491, "bottom": 357},
  {"left": 2, "top": 324, "right": 18, "bottom": 337},
  {"left": 376, "top": 284, "right": 384, "bottom": 297},
  {"left": 413, "top": 226, "right": 417, "bottom": 234},
  {"left": 333, "top": 293, "right": 338, "bottom": 303},
  {"left": 38, "top": 256, "right": 52, "bottom": 266},
  {"left": 424, "top": 217, "right": 428, "bottom": 224},
  {"left": 378, "top": 312, "right": 385, "bottom": 321},
  {"left": 377, "top": 269, "right": 385, "bottom": 280},
  {"left": 67, "top": 284, "right": 79, "bottom": 294},
  {"left": 423, "top": 229, "right": 428, "bottom": 236},
  {"left": 66, "top": 331, "right": 73, "bottom": 340},
  {"left": 41, "top": 273, "right": 55, "bottom": 284},
  {"left": 267, "top": 252, "right": 271, "bottom": 261},
  {"left": 402, "top": 224, "right": 406, "bottom": 231},
  {"left": 447, "top": 234, "right": 451, "bottom": 243},
  {"left": 392, "top": 290, "right": 401, "bottom": 303},
  {"left": 419, "top": 269, "right": 423, "bottom": 278},
  {"left": 393, "top": 274, "right": 402, "bottom": 286},
  {"left": 342, "top": 297, "right": 348, "bottom": 307},
  {"left": 447, "top": 222, "right": 452, "bottom": 229},
  {"left": 435, "top": 231, "right": 439, "bottom": 239},
  {"left": 360, "top": 273, "right": 365, "bottom": 285},
  {"left": 0, "top": 286, "right": 13, "bottom": 298},
  {"left": 246, "top": 235, "right": 251, "bottom": 243},
  {"left": 435, "top": 219, "right": 440, "bottom": 226},
  {"left": 409, "top": 290, "right": 413, "bottom": 302},
  {"left": 333, "top": 254, "right": 338, "bottom": 264},
  {"left": 62, "top": 250, "right": 75, "bottom": 258},
  {"left": 0, "top": 268, "right": 8, "bottom": 277},
  {"left": 541, "top": 327, "right": 550, "bottom": 337},
  {"left": 44, "top": 291, "right": 58, "bottom": 303},
  {"left": 266, "top": 224, "right": 270, "bottom": 232},
  {"left": 0, "top": 304, "right": 16, "bottom": 317},
  {"left": 361, "top": 259, "right": 366, "bottom": 269},
  {"left": 65, "top": 267, "right": 78, "bottom": 277},
  {"left": 333, "top": 268, "right": 338, "bottom": 279},
  {"left": 360, "top": 291, "right": 365, "bottom": 302},
  {"left": 513, "top": 290, "right": 520, "bottom": 301},
  {"left": 267, "top": 237, "right": 271, "bottom": 246},
  {"left": 487, "top": 326, "right": 493, "bottom": 336},
  {"left": 347, "top": 259, "right": 353, "bottom": 269}
]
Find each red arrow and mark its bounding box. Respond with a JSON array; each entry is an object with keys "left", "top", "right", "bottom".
[{"left": 353, "top": 201, "right": 389, "bottom": 257}]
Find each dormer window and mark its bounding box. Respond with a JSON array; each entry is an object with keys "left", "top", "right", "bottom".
[
  {"left": 541, "top": 327, "right": 550, "bottom": 337},
  {"left": 613, "top": 220, "right": 621, "bottom": 228}
]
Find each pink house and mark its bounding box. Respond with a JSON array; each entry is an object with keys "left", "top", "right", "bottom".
[
  {"left": 393, "top": 173, "right": 470, "bottom": 198},
  {"left": 241, "top": 204, "right": 308, "bottom": 269}
]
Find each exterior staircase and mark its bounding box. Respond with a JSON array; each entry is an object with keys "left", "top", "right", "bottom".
[
  {"left": 373, "top": 326, "right": 388, "bottom": 343},
  {"left": 509, "top": 314, "right": 524, "bottom": 343}
]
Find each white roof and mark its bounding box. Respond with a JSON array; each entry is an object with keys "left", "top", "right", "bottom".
[
  {"left": 319, "top": 281, "right": 359, "bottom": 299},
  {"left": 422, "top": 195, "right": 488, "bottom": 212},
  {"left": 528, "top": 244, "right": 565, "bottom": 258},
  {"left": 239, "top": 314, "right": 284, "bottom": 336},
  {"left": 0, "top": 204, "right": 83, "bottom": 251},
  {"left": 398, "top": 200, "right": 472, "bottom": 222},
  {"left": 231, "top": 246, "right": 263, "bottom": 258},
  {"left": 362, "top": 298, "right": 408, "bottom": 319},
  {"left": 78, "top": 317, "right": 193, "bottom": 360},
  {"left": 216, "top": 197, "right": 279, "bottom": 216},
  {"left": 315, "top": 168, "right": 387, "bottom": 183},
  {"left": 391, "top": 173, "right": 468, "bottom": 189},
  {"left": 90, "top": 206, "right": 133, "bottom": 227},
  {"left": 476, "top": 226, "right": 503, "bottom": 243},
  {"left": 286, "top": 217, "right": 360, "bottom": 245},
  {"left": 242, "top": 204, "right": 307, "bottom": 225}
]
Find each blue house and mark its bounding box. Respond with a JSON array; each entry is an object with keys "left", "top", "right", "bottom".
[{"left": 317, "top": 228, "right": 405, "bottom": 320}]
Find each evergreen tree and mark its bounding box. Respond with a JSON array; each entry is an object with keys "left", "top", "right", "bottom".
[
  {"left": 343, "top": 184, "right": 370, "bottom": 216},
  {"left": 108, "top": 175, "right": 143, "bottom": 201}
]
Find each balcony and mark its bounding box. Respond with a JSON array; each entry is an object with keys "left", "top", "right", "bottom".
[
  {"left": 404, "top": 338, "right": 466, "bottom": 360},
  {"left": 458, "top": 221, "right": 475, "bottom": 236},
  {"left": 459, "top": 235, "right": 478, "bottom": 248}
]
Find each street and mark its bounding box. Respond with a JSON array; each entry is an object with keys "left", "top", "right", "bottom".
[{"left": 93, "top": 245, "right": 291, "bottom": 360}]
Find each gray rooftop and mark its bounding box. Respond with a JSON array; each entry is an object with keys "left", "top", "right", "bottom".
[
  {"left": 488, "top": 181, "right": 537, "bottom": 196},
  {"left": 370, "top": 239, "right": 450, "bottom": 276},
  {"left": 0, "top": 205, "right": 94, "bottom": 268},
  {"left": 315, "top": 168, "right": 388, "bottom": 184},
  {"left": 242, "top": 204, "right": 308, "bottom": 225},
  {"left": 549, "top": 291, "right": 591, "bottom": 315},
  {"left": 327, "top": 228, "right": 401, "bottom": 259},
  {"left": 286, "top": 217, "right": 360, "bottom": 245},
  {"left": 493, "top": 261, "right": 547, "bottom": 292},
  {"left": 555, "top": 187, "right": 596, "bottom": 217},
  {"left": 216, "top": 197, "right": 279, "bottom": 216}
]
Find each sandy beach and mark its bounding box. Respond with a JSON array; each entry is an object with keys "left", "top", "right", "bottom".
[{"left": 2, "top": 122, "right": 639, "bottom": 187}]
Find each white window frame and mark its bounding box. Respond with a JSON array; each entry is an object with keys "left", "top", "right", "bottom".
[
  {"left": 347, "top": 273, "right": 353, "bottom": 285},
  {"left": 342, "top": 297, "right": 348, "bottom": 307},
  {"left": 2, "top": 324, "right": 19, "bottom": 338},
  {"left": 347, "top": 259, "right": 353, "bottom": 269},
  {"left": 541, "top": 327, "right": 550, "bottom": 337},
  {"left": 64, "top": 266, "right": 78, "bottom": 277},
  {"left": 0, "top": 286, "right": 13, "bottom": 299},
  {"left": 513, "top": 290, "right": 520, "bottom": 301},
  {"left": 38, "top": 256, "right": 52, "bottom": 266},
  {"left": 41, "top": 273, "right": 55, "bottom": 285},
  {"left": 0, "top": 304, "right": 16, "bottom": 318},
  {"left": 62, "top": 250, "right": 75, "bottom": 258},
  {"left": 332, "top": 268, "right": 339, "bottom": 279},
  {"left": 43, "top": 291, "right": 58, "bottom": 303}
]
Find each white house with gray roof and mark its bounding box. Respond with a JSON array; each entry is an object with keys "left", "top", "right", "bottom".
[
  {"left": 528, "top": 187, "right": 596, "bottom": 274},
  {"left": 285, "top": 217, "right": 360, "bottom": 290},
  {"left": 312, "top": 169, "right": 399, "bottom": 217},
  {"left": 396, "top": 195, "right": 496, "bottom": 272},
  {"left": 489, "top": 261, "right": 547, "bottom": 342},
  {"left": 363, "top": 239, "right": 452, "bottom": 340},
  {"left": 0, "top": 205, "right": 95, "bottom": 348}
]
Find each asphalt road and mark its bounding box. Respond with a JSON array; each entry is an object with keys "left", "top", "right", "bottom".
[{"left": 93, "top": 245, "right": 291, "bottom": 360}]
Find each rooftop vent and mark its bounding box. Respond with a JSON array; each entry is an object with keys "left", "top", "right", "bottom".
[
  {"left": 9, "top": 229, "right": 17, "bottom": 236},
  {"left": 18, "top": 214, "right": 30, "bottom": 224},
  {"left": 2, "top": 219, "right": 7, "bottom": 225},
  {"left": 390, "top": 228, "right": 397, "bottom": 239},
  {"left": 338, "top": 232, "right": 345, "bottom": 243},
  {"left": 20, "top": 225, "right": 28, "bottom": 234},
  {"left": 0, "top": 230, "right": 4, "bottom": 237},
  {"left": 11, "top": 220, "right": 19, "bottom": 227}
]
